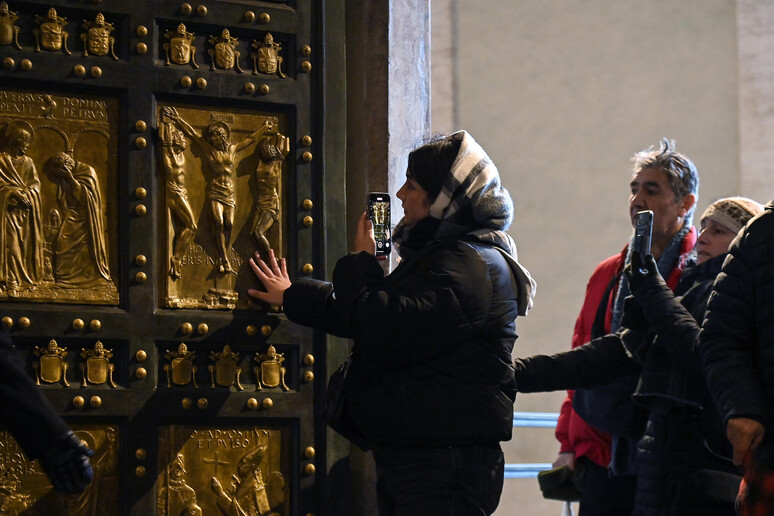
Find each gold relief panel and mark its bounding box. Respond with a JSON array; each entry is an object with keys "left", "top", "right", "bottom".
[
  {"left": 158, "top": 425, "right": 289, "bottom": 515},
  {"left": 0, "top": 2, "right": 22, "bottom": 50},
  {"left": 0, "top": 88, "right": 119, "bottom": 305},
  {"left": 158, "top": 104, "right": 290, "bottom": 310},
  {"left": 0, "top": 425, "right": 119, "bottom": 515}
]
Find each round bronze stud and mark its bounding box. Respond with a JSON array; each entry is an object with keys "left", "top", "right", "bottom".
[
  {"left": 90, "top": 396, "right": 102, "bottom": 408},
  {"left": 135, "top": 349, "right": 148, "bottom": 362},
  {"left": 73, "top": 396, "right": 85, "bottom": 408},
  {"left": 136, "top": 25, "right": 148, "bottom": 37},
  {"left": 2, "top": 57, "right": 14, "bottom": 70},
  {"left": 135, "top": 187, "right": 147, "bottom": 199},
  {"left": 302, "top": 199, "right": 313, "bottom": 210},
  {"left": 303, "top": 354, "right": 314, "bottom": 366},
  {"left": 136, "top": 43, "right": 148, "bottom": 55},
  {"left": 20, "top": 59, "right": 31, "bottom": 71},
  {"left": 195, "top": 77, "right": 207, "bottom": 89},
  {"left": 135, "top": 120, "right": 147, "bottom": 132},
  {"left": 259, "top": 84, "right": 270, "bottom": 95},
  {"left": 17, "top": 317, "right": 29, "bottom": 329},
  {"left": 301, "top": 135, "right": 312, "bottom": 146},
  {"left": 259, "top": 12, "right": 271, "bottom": 24},
  {"left": 301, "top": 61, "right": 312, "bottom": 73},
  {"left": 262, "top": 398, "right": 273, "bottom": 409},
  {"left": 1, "top": 317, "right": 12, "bottom": 329},
  {"left": 135, "top": 254, "right": 147, "bottom": 266},
  {"left": 302, "top": 263, "right": 313, "bottom": 274},
  {"left": 72, "top": 318, "right": 85, "bottom": 331},
  {"left": 244, "top": 82, "right": 256, "bottom": 94},
  {"left": 197, "top": 323, "right": 208, "bottom": 335},
  {"left": 181, "top": 323, "right": 193, "bottom": 335},
  {"left": 247, "top": 398, "right": 259, "bottom": 409},
  {"left": 135, "top": 367, "right": 147, "bottom": 379},
  {"left": 135, "top": 204, "right": 147, "bottom": 216},
  {"left": 302, "top": 151, "right": 313, "bottom": 162},
  {"left": 246, "top": 325, "right": 257, "bottom": 336},
  {"left": 90, "top": 319, "right": 102, "bottom": 331},
  {"left": 244, "top": 11, "right": 256, "bottom": 22},
  {"left": 135, "top": 272, "right": 147, "bottom": 283},
  {"left": 180, "top": 3, "right": 193, "bottom": 15},
  {"left": 197, "top": 5, "right": 208, "bottom": 16},
  {"left": 90, "top": 66, "right": 102, "bottom": 78},
  {"left": 180, "top": 76, "right": 192, "bottom": 88}
]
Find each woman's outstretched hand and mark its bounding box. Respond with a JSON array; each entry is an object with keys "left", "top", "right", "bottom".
[
  {"left": 248, "top": 249, "right": 291, "bottom": 306},
  {"left": 354, "top": 212, "right": 376, "bottom": 255}
]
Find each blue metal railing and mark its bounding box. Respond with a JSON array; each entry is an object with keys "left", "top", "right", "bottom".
[{"left": 504, "top": 411, "right": 559, "bottom": 479}]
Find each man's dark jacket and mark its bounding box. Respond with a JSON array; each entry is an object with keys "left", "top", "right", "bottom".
[
  {"left": 516, "top": 254, "right": 737, "bottom": 515},
  {"left": 283, "top": 238, "right": 521, "bottom": 448}
]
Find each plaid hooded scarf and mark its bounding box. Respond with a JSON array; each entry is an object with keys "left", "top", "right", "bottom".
[{"left": 392, "top": 130, "right": 536, "bottom": 315}]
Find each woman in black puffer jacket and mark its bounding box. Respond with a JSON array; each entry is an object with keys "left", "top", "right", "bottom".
[
  {"left": 248, "top": 131, "right": 536, "bottom": 515},
  {"left": 515, "top": 197, "right": 763, "bottom": 515}
]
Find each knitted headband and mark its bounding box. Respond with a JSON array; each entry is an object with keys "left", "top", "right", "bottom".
[{"left": 701, "top": 197, "right": 764, "bottom": 233}]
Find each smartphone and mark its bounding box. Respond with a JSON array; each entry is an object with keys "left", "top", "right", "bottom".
[
  {"left": 367, "top": 192, "right": 391, "bottom": 256},
  {"left": 633, "top": 210, "right": 654, "bottom": 258}
]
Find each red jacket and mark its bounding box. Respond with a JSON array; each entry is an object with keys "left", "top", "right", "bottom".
[{"left": 555, "top": 227, "right": 697, "bottom": 467}]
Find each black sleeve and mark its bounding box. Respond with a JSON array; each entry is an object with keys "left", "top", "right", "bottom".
[
  {"left": 514, "top": 333, "right": 639, "bottom": 393},
  {"left": 283, "top": 277, "right": 353, "bottom": 339},
  {"left": 701, "top": 233, "right": 769, "bottom": 426},
  {"left": 0, "top": 330, "right": 70, "bottom": 459},
  {"left": 330, "top": 246, "right": 492, "bottom": 364}
]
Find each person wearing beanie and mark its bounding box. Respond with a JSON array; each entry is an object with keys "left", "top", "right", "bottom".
[
  {"left": 247, "top": 131, "right": 535, "bottom": 515},
  {"left": 702, "top": 199, "right": 774, "bottom": 516},
  {"left": 513, "top": 196, "right": 763, "bottom": 516}
]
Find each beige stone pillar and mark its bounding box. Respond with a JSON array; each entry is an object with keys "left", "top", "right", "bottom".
[{"left": 738, "top": 0, "right": 774, "bottom": 199}]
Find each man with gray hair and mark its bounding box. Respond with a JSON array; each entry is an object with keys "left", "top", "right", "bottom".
[{"left": 553, "top": 138, "right": 699, "bottom": 515}]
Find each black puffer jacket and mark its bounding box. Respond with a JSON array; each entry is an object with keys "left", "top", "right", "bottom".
[
  {"left": 284, "top": 237, "right": 521, "bottom": 448},
  {"left": 515, "top": 254, "right": 737, "bottom": 515},
  {"left": 702, "top": 201, "right": 774, "bottom": 464}
]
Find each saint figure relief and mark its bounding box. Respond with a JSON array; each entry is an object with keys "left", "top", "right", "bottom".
[
  {"left": 252, "top": 129, "right": 290, "bottom": 259},
  {"left": 164, "top": 107, "right": 276, "bottom": 274},
  {"left": 160, "top": 108, "right": 198, "bottom": 280},
  {"left": 44, "top": 152, "right": 115, "bottom": 290},
  {"left": 0, "top": 120, "right": 44, "bottom": 291},
  {"left": 210, "top": 442, "right": 281, "bottom": 516}
]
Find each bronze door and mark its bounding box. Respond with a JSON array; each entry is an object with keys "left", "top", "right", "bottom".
[{"left": 0, "top": 1, "right": 341, "bottom": 514}]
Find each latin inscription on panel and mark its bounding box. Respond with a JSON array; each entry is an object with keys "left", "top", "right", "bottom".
[{"left": 157, "top": 425, "right": 289, "bottom": 515}]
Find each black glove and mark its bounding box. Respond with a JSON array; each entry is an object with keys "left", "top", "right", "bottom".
[
  {"left": 39, "top": 431, "right": 94, "bottom": 494},
  {"left": 624, "top": 251, "right": 664, "bottom": 298},
  {"left": 621, "top": 295, "right": 648, "bottom": 333}
]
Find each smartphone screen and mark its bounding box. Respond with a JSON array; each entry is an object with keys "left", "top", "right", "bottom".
[
  {"left": 367, "top": 192, "right": 391, "bottom": 256},
  {"left": 633, "top": 210, "right": 653, "bottom": 257}
]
